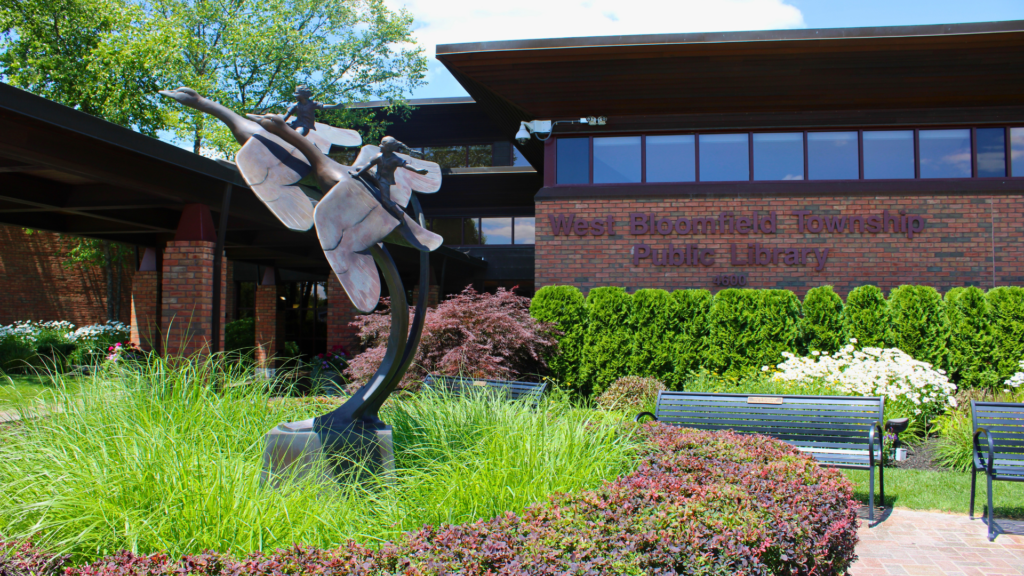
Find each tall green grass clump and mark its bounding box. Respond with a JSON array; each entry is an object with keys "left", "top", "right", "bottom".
[
  {"left": 0, "top": 355, "right": 638, "bottom": 562},
  {"left": 670, "top": 289, "right": 712, "bottom": 389},
  {"left": 945, "top": 287, "right": 997, "bottom": 390},
  {"left": 986, "top": 286, "right": 1024, "bottom": 382},
  {"left": 842, "top": 285, "right": 889, "bottom": 348},
  {"left": 800, "top": 285, "right": 845, "bottom": 354},
  {"left": 529, "top": 285, "right": 587, "bottom": 394},
  {"left": 628, "top": 289, "right": 677, "bottom": 382},
  {"left": 579, "top": 287, "right": 632, "bottom": 397},
  {"left": 887, "top": 285, "right": 950, "bottom": 370}
]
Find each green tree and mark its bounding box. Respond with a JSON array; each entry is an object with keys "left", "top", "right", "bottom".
[
  {"left": 887, "top": 285, "right": 950, "bottom": 370},
  {"left": 628, "top": 289, "right": 677, "bottom": 382},
  {"left": 0, "top": 0, "right": 164, "bottom": 133},
  {"left": 705, "top": 289, "right": 760, "bottom": 376},
  {"left": 530, "top": 285, "right": 587, "bottom": 395},
  {"left": 945, "top": 286, "right": 996, "bottom": 390},
  {"left": 670, "top": 289, "right": 712, "bottom": 388},
  {"left": 579, "top": 287, "right": 632, "bottom": 398},
  {"left": 753, "top": 289, "right": 801, "bottom": 370},
  {"left": 800, "top": 285, "right": 845, "bottom": 354},
  {"left": 842, "top": 285, "right": 889, "bottom": 348},
  {"left": 986, "top": 286, "right": 1024, "bottom": 382},
  {"left": 136, "top": 0, "right": 427, "bottom": 155}
]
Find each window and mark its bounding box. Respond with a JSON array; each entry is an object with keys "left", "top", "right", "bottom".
[
  {"left": 511, "top": 147, "right": 531, "bottom": 167},
  {"left": 807, "top": 132, "right": 858, "bottom": 180},
  {"left": 235, "top": 282, "right": 255, "bottom": 319},
  {"left": 976, "top": 128, "right": 1006, "bottom": 177},
  {"left": 429, "top": 218, "right": 463, "bottom": 245},
  {"left": 699, "top": 133, "right": 749, "bottom": 181},
  {"left": 413, "top": 145, "right": 494, "bottom": 168},
  {"left": 593, "top": 136, "right": 641, "bottom": 183},
  {"left": 463, "top": 218, "right": 482, "bottom": 245},
  {"left": 863, "top": 130, "right": 914, "bottom": 179},
  {"left": 919, "top": 129, "right": 971, "bottom": 179},
  {"left": 481, "top": 218, "right": 512, "bottom": 244},
  {"left": 1012, "top": 128, "right": 1024, "bottom": 177},
  {"left": 283, "top": 281, "right": 328, "bottom": 356},
  {"left": 557, "top": 138, "right": 589, "bottom": 184},
  {"left": 645, "top": 135, "right": 695, "bottom": 182},
  {"left": 467, "top": 145, "right": 492, "bottom": 167},
  {"left": 514, "top": 217, "right": 535, "bottom": 244},
  {"left": 753, "top": 132, "right": 803, "bottom": 181}
]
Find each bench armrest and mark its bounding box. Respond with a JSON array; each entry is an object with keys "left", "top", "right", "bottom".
[
  {"left": 635, "top": 411, "right": 658, "bottom": 423},
  {"left": 973, "top": 427, "right": 996, "bottom": 474},
  {"left": 867, "top": 423, "right": 884, "bottom": 467}
]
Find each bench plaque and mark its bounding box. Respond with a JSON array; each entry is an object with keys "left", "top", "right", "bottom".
[{"left": 747, "top": 396, "right": 784, "bottom": 404}]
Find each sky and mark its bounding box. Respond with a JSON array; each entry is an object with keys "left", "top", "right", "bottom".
[{"left": 388, "top": 0, "right": 1024, "bottom": 99}]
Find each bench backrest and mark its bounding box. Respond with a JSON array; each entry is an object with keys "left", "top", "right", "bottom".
[
  {"left": 422, "top": 375, "right": 547, "bottom": 403},
  {"left": 972, "top": 401, "right": 1024, "bottom": 458},
  {"left": 654, "top": 391, "right": 884, "bottom": 450}
]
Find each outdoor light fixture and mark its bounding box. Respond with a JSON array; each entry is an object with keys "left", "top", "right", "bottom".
[{"left": 515, "top": 116, "right": 608, "bottom": 143}]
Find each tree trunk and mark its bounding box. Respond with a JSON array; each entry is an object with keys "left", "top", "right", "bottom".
[
  {"left": 103, "top": 241, "right": 114, "bottom": 321},
  {"left": 194, "top": 130, "right": 202, "bottom": 155}
]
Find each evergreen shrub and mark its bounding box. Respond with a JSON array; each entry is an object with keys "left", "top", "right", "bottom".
[
  {"left": 705, "top": 289, "right": 761, "bottom": 376},
  {"left": 529, "top": 285, "right": 587, "bottom": 393},
  {"left": 887, "top": 285, "right": 950, "bottom": 370},
  {"left": 670, "top": 289, "right": 712, "bottom": 388},
  {"left": 944, "top": 287, "right": 997, "bottom": 390},
  {"left": 986, "top": 286, "right": 1024, "bottom": 382},
  {"left": 842, "top": 285, "right": 889, "bottom": 348},
  {"left": 578, "top": 287, "right": 632, "bottom": 397},
  {"left": 595, "top": 375, "right": 665, "bottom": 412},
  {"left": 800, "top": 285, "right": 845, "bottom": 354},
  {"left": 752, "top": 289, "right": 801, "bottom": 370},
  {"left": 627, "top": 289, "right": 677, "bottom": 382},
  {"left": 224, "top": 317, "right": 255, "bottom": 352}
]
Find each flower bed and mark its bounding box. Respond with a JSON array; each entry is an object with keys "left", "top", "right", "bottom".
[{"left": 1, "top": 426, "right": 859, "bottom": 575}]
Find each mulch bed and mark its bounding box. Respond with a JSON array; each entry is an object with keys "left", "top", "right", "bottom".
[{"left": 893, "top": 437, "right": 949, "bottom": 472}]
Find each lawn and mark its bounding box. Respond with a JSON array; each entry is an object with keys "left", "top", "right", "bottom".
[
  {"left": 843, "top": 467, "right": 1024, "bottom": 519},
  {"left": 0, "top": 373, "right": 81, "bottom": 410}
]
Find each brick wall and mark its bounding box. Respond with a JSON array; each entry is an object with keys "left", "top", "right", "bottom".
[
  {"left": 254, "top": 285, "right": 278, "bottom": 368},
  {"left": 0, "top": 226, "right": 132, "bottom": 325},
  {"left": 160, "top": 241, "right": 226, "bottom": 356},
  {"left": 535, "top": 194, "right": 1024, "bottom": 298},
  {"left": 130, "top": 270, "right": 160, "bottom": 351},
  {"left": 327, "top": 274, "right": 362, "bottom": 357}
]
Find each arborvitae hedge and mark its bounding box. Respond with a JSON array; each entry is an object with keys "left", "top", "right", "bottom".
[
  {"left": 842, "top": 285, "right": 889, "bottom": 348},
  {"left": 530, "top": 285, "right": 587, "bottom": 394},
  {"left": 945, "top": 287, "right": 996, "bottom": 390},
  {"left": 705, "top": 289, "right": 761, "bottom": 376},
  {"left": 887, "top": 285, "right": 950, "bottom": 370},
  {"left": 753, "top": 290, "right": 802, "bottom": 370},
  {"left": 579, "top": 287, "right": 632, "bottom": 397},
  {"left": 986, "top": 286, "right": 1024, "bottom": 382},
  {"left": 800, "top": 286, "right": 845, "bottom": 354},
  {"left": 670, "top": 289, "right": 712, "bottom": 389},
  {"left": 628, "top": 289, "right": 678, "bottom": 382}
]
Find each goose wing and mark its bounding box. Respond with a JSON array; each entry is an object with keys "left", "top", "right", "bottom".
[{"left": 236, "top": 131, "right": 316, "bottom": 232}]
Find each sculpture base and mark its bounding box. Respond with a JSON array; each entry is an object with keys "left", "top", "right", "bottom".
[{"left": 262, "top": 418, "right": 394, "bottom": 486}]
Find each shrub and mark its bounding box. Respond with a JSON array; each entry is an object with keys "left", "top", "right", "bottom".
[
  {"left": 579, "top": 287, "right": 632, "bottom": 398},
  {"left": 800, "top": 285, "right": 845, "bottom": 354},
  {"left": 945, "top": 287, "right": 997, "bottom": 390},
  {"left": 595, "top": 375, "right": 665, "bottom": 412},
  {"left": 842, "top": 285, "right": 889, "bottom": 348},
  {"left": 705, "top": 288, "right": 760, "bottom": 376},
  {"left": 887, "top": 285, "right": 950, "bottom": 370},
  {"left": 627, "top": 289, "right": 676, "bottom": 382},
  {"left": 346, "top": 286, "right": 557, "bottom": 391},
  {"left": 670, "top": 289, "right": 712, "bottom": 388},
  {"left": 224, "top": 317, "right": 256, "bottom": 352},
  {"left": 9, "top": 427, "right": 860, "bottom": 576},
  {"left": 753, "top": 289, "right": 801, "bottom": 370},
  {"left": 986, "top": 286, "right": 1024, "bottom": 382},
  {"left": 0, "top": 337, "right": 34, "bottom": 374},
  {"left": 529, "top": 285, "right": 587, "bottom": 394}
]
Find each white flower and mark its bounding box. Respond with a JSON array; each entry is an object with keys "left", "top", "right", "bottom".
[
  {"left": 761, "top": 366, "right": 769, "bottom": 372},
  {"left": 948, "top": 397, "right": 957, "bottom": 408},
  {"left": 811, "top": 351, "right": 820, "bottom": 356},
  {"left": 850, "top": 338, "right": 858, "bottom": 344}
]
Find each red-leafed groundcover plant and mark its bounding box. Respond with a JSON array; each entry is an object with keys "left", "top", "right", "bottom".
[{"left": 0, "top": 426, "right": 860, "bottom": 576}]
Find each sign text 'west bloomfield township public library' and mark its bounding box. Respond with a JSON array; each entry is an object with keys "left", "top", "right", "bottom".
[{"left": 547, "top": 211, "right": 926, "bottom": 272}]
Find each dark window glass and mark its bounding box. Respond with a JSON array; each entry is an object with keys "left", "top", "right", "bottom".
[
  {"left": 593, "top": 136, "right": 641, "bottom": 183},
  {"left": 511, "top": 147, "right": 531, "bottom": 167},
  {"left": 807, "top": 132, "right": 859, "bottom": 180},
  {"left": 645, "top": 135, "right": 695, "bottom": 182},
  {"left": 481, "top": 218, "right": 512, "bottom": 244},
  {"left": 863, "top": 130, "right": 914, "bottom": 179},
  {"left": 1011, "top": 128, "right": 1024, "bottom": 177},
  {"left": 514, "top": 217, "right": 535, "bottom": 245},
  {"left": 236, "top": 282, "right": 255, "bottom": 319},
  {"left": 429, "top": 218, "right": 463, "bottom": 244},
  {"left": 557, "top": 138, "right": 589, "bottom": 184},
  {"left": 753, "top": 132, "right": 803, "bottom": 181},
  {"left": 463, "top": 218, "right": 482, "bottom": 245},
  {"left": 699, "top": 133, "right": 749, "bottom": 181},
  {"left": 977, "top": 128, "right": 1006, "bottom": 177},
  {"left": 421, "top": 146, "right": 466, "bottom": 168},
  {"left": 467, "top": 144, "right": 492, "bottom": 167},
  {"left": 919, "top": 129, "right": 971, "bottom": 179}
]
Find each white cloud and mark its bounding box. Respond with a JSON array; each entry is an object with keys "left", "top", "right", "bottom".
[{"left": 387, "top": 0, "right": 806, "bottom": 97}]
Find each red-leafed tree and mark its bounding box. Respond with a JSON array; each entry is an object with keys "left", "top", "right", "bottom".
[{"left": 345, "top": 286, "right": 558, "bottom": 391}]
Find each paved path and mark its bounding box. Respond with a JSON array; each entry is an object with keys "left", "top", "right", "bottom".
[{"left": 852, "top": 507, "right": 1024, "bottom": 575}]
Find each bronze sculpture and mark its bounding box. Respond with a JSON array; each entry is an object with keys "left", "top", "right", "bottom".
[
  {"left": 161, "top": 87, "right": 443, "bottom": 477},
  {"left": 283, "top": 85, "right": 344, "bottom": 136}
]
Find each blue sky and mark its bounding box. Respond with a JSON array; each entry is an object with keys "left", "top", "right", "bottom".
[{"left": 393, "top": 0, "right": 1024, "bottom": 99}]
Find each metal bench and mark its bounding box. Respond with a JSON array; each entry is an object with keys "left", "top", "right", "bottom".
[
  {"left": 971, "top": 400, "right": 1024, "bottom": 541},
  {"left": 637, "top": 391, "right": 886, "bottom": 521},
  {"left": 422, "top": 374, "right": 547, "bottom": 405}
]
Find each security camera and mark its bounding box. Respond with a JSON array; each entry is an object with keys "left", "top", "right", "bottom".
[
  {"left": 515, "top": 121, "right": 530, "bottom": 144},
  {"left": 516, "top": 120, "right": 553, "bottom": 143}
]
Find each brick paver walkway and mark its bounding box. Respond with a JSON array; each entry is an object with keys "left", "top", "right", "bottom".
[{"left": 851, "top": 507, "right": 1024, "bottom": 575}]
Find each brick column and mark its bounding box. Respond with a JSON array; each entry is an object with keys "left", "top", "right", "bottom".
[
  {"left": 327, "top": 274, "right": 362, "bottom": 357},
  {"left": 255, "top": 282, "right": 278, "bottom": 374},
  {"left": 160, "top": 241, "right": 227, "bottom": 356},
  {"left": 130, "top": 247, "right": 160, "bottom": 351},
  {"left": 411, "top": 284, "right": 440, "bottom": 308}
]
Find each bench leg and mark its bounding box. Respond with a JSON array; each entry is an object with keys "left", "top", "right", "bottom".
[
  {"left": 969, "top": 468, "right": 977, "bottom": 519},
  {"left": 878, "top": 461, "right": 885, "bottom": 509},
  {"left": 987, "top": 473, "right": 995, "bottom": 541},
  {"left": 868, "top": 465, "right": 875, "bottom": 523}
]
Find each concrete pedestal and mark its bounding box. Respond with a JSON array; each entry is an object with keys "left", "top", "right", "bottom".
[{"left": 262, "top": 418, "right": 394, "bottom": 486}]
